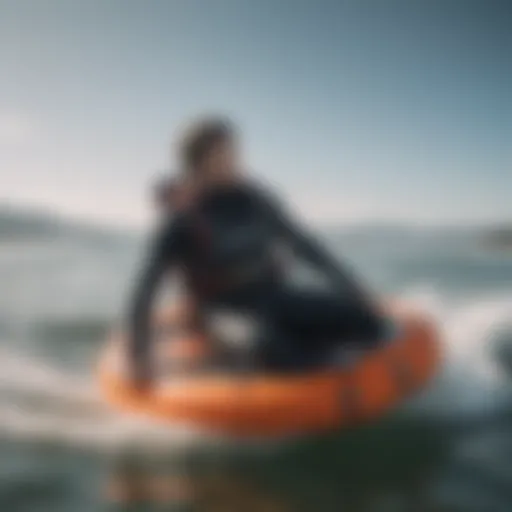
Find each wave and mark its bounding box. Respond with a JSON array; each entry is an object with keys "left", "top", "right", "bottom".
[
  {"left": 0, "top": 290, "right": 511, "bottom": 455},
  {"left": 0, "top": 348, "right": 215, "bottom": 456},
  {"left": 399, "top": 287, "right": 512, "bottom": 422}
]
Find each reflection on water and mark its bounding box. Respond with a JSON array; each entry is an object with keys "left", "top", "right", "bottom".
[
  {"left": 102, "top": 416, "right": 449, "bottom": 512},
  {"left": 106, "top": 465, "right": 295, "bottom": 511}
]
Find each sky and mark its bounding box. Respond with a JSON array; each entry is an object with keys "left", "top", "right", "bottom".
[{"left": 0, "top": 0, "right": 510, "bottom": 227}]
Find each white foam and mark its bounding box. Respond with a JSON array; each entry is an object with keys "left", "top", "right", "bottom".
[
  {"left": 400, "top": 287, "right": 512, "bottom": 418},
  {"left": 0, "top": 289, "right": 511, "bottom": 451},
  {"left": 0, "top": 348, "right": 213, "bottom": 455}
]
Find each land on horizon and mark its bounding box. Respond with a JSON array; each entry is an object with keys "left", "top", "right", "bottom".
[{"left": 1, "top": 202, "right": 510, "bottom": 246}]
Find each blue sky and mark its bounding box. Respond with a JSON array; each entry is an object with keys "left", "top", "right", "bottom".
[{"left": 0, "top": 0, "right": 510, "bottom": 227}]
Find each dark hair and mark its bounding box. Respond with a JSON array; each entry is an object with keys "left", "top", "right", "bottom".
[{"left": 178, "top": 117, "right": 235, "bottom": 172}]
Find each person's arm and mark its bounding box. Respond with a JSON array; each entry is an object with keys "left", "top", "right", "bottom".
[
  {"left": 127, "top": 217, "right": 183, "bottom": 388},
  {"left": 263, "top": 191, "right": 375, "bottom": 306}
]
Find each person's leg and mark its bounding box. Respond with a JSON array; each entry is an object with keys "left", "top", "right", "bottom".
[
  {"left": 253, "top": 319, "right": 318, "bottom": 372},
  {"left": 269, "top": 286, "right": 384, "bottom": 348},
  {"left": 211, "top": 283, "right": 316, "bottom": 371},
  {"left": 209, "top": 283, "right": 383, "bottom": 371}
]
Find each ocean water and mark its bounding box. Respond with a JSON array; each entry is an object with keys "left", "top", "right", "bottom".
[{"left": 1, "top": 217, "right": 512, "bottom": 512}]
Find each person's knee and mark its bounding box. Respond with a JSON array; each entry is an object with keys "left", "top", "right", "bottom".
[{"left": 360, "top": 308, "right": 386, "bottom": 342}]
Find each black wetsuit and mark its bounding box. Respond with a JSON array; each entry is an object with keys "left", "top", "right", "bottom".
[{"left": 129, "top": 182, "right": 382, "bottom": 373}]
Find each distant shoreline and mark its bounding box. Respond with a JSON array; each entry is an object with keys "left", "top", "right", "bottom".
[
  {"left": 1, "top": 201, "right": 511, "bottom": 244},
  {"left": 0, "top": 203, "right": 135, "bottom": 242},
  {"left": 483, "top": 228, "right": 512, "bottom": 251}
]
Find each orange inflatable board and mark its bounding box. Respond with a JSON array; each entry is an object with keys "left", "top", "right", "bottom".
[{"left": 98, "top": 304, "right": 440, "bottom": 437}]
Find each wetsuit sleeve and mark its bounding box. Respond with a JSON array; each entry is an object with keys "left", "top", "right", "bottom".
[
  {"left": 128, "top": 217, "right": 183, "bottom": 379},
  {"left": 262, "top": 191, "right": 373, "bottom": 304}
]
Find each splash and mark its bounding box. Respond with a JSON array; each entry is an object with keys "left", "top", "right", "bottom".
[
  {"left": 0, "top": 348, "right": 210, "bottom": 455},
  {"left": 401, "top": 287, "right": 512, "bottom": 419},
  {"left": 0, "top": 290, "right": 511, "bottom": 454}
]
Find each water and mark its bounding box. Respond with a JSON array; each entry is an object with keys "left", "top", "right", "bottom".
[{"left": 1, "top": 215, "right": 512, "bottom": 511}]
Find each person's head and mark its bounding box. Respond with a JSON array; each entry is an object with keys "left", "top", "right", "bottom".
[{"left": 177, "top": 116, "right": 242, "bottom": 187}]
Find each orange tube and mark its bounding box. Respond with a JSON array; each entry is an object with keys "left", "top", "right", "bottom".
[{"left": 98, "top": 304, "right": 440, "bottom": 437}]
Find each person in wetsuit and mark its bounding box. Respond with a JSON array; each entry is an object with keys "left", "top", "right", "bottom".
[{"left": 129, "top": 118, "right": 383, "bottom": 387}]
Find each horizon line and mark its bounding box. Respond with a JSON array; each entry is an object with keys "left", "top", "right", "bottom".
[{"left": 1, "top": 198, "right": 510, "bottom": 233}]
